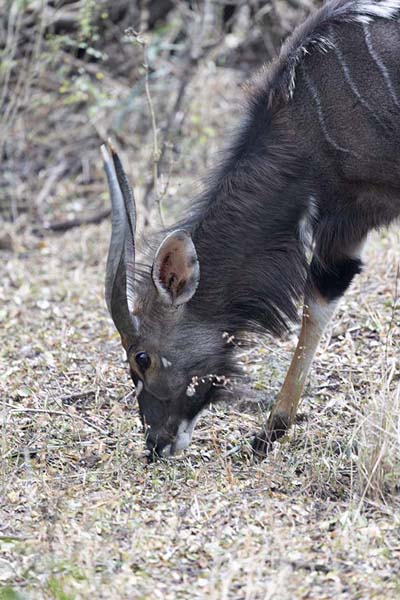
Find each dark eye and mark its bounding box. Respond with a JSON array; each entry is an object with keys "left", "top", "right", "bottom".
[{"left": 135, "top": 351, "right": 151, "bottom": 372}]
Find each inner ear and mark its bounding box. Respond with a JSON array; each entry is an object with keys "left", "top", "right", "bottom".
[{"left": 152, "top": 230, "right": 200, "bottom": 306}]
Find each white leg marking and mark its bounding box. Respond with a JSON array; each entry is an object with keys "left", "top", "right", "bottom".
[{"left": 306, "top": 297, "right": 339, "bottom": 334}]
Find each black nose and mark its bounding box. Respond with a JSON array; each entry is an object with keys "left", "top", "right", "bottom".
[{"left": 145, "top": 432, "right": 172, "bottom": 459}]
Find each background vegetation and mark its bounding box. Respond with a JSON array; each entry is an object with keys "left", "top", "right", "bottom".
[{"left": 1, "top": 1, "right": 399, "bottom": 598}]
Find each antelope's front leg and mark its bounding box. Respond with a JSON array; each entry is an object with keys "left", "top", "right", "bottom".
[
  {"left": 253, "top": 250, "right": 363, "bottom": 457},
  {"left": 253, "top": 294, "right": 338, "bottom": 456}
]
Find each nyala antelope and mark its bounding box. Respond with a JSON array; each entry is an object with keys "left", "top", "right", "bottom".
[{"left": 102, "top": 0, "right": 400, "bottom": 458}]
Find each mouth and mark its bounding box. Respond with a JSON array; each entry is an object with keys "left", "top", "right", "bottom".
[{"left": 148, "top": 412, "right": 204, "bottom": 459}]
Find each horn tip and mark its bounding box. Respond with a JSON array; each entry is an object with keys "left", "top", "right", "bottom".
[
  {"left": 107, "top": 137, "right": 117, "bottom": 156},
  {"left": 101, "top": 140, "right": 118, "bottom": 162}
]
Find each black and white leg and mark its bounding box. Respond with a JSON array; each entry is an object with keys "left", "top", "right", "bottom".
[{"left": 253, "top": 244, "right": 364, "bottom": 457}]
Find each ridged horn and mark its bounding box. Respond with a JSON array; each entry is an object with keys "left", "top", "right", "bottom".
[{"left": 101, "top": 141, "right": 138, "bottom": 340}]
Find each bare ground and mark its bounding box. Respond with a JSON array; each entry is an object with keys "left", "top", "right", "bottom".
[{"left": 1, "top": 215, "right": 399, "bottom": 599}]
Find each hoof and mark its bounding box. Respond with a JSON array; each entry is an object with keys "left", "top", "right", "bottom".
[
  {"left": 268, "top": 412, "right": 290, "bottom": 442},
  {"left": 252, "top": 431, "right": 273, "bottom": 459},
  {"left": 252, "top": 412, "right": 290, "bottom": 459}
]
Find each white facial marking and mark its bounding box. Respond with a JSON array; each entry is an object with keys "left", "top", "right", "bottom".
[
  {"left": 160, "top": 444, "right": 172, "bottom": 458},
  {"left": 136, "top": 380, "right": 143, "bottom": 397},
  {"left": 161, "top": 357, "right": 172, "bottom": 368},
  {"left": 173, "top": 420, "right": 192, "bottom": 453},
  {"left": 170, "top": 413, "right": 203, "bottom": 455}
]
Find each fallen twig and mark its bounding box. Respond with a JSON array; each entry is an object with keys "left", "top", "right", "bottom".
[
  {"left": 43, "top": 208, "right": 111, "bottom": 232},
  {"left": 59, "top": 389, "right": 97, "bottom": 403}
]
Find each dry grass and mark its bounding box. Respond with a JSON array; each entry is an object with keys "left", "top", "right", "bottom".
[{"left": 1, "top": 220, "right": 399, "bottom": 599}]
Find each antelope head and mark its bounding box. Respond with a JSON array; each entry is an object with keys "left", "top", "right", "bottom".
[{"left": 101, "top": 143, "right": 233, "bottom": 458}]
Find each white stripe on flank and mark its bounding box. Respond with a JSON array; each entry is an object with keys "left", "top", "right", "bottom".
[
  {"left": 281, "top": 0, "right": 400, "bottom": 100},
  {"left": 362, "top": 22, "right": 400, "bottom": 108},
  {"left": 300, "top": 64, "right": 359, "bottom": 157},
  {"left": 331, "top": 30, "right": 388, "bottom": 130}
]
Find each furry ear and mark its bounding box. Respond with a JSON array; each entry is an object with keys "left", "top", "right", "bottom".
[{"left": 152, "top": 230, "right": 200, "bottom": 306}]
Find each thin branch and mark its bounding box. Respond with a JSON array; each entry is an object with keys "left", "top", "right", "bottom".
[
  {"left": 125, "top": 27, "right": 164, "bottom": 227},
  {"left": 140, "top": 2, "right": 227, "bottom": 213},
  {"left": 143, "top": 42, "right": 161, "bottom": 215}
]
